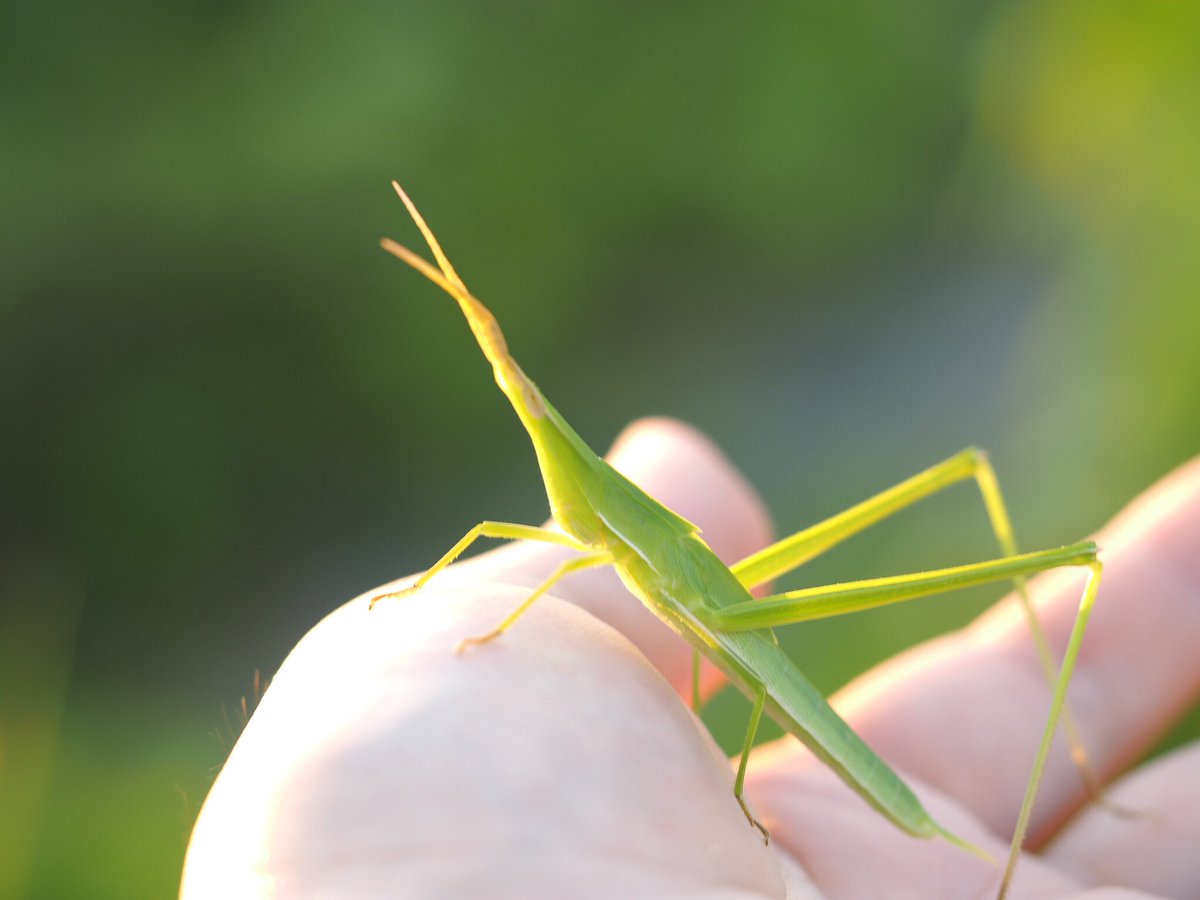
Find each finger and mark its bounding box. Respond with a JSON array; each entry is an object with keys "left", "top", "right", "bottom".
[
  {"left": 743, "top": 742, "right": 1180, "bottom": 899},
  {"left": 184, "top": 583, "right": 788, "bottom": 898},
  {"left": 440, "top": 417, "right": 774, "bottom": 701},
  {"left": 1045, "top": 741, "right": 1200, "bottom": 897},
  {"left": 828, "top": 456, "right": 1200, "bottom": 842},
  {"left": 742, "top": 741, "right": 1083, "bottom": 900}
]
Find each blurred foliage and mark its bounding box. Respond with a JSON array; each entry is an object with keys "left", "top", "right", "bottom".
[{"left": 2, "top": 1, "right": 1198, "bottom": 896}]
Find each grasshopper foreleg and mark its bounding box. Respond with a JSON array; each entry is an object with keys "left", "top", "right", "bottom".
[
  {"left": 370, "top": 521, "right": 587, "bottom": 609},
  {"left": 454, "top": 551, "right": 613, "bottom": 653}
]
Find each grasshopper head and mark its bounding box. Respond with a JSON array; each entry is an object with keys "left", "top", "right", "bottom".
[
  {"left": 381, "top": 183, "right": 611, "bottom": 546},
  {"left": 381, "top": 183, "right": 547, "bottom": 427}
]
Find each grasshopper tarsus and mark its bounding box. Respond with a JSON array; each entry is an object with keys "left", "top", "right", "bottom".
[
  {"left": 737, "top": 797, "right": 770, "bottom": 845},
  {"left": 369, "top": 584, "right": 420, "bottom": 610},
  {"left": 453, "top": 630, "right": 501, "bottom": 655}
]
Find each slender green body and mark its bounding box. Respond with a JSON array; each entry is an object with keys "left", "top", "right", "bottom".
[
  {"left": 380, "top": 182, "right": 1104, "bottom": 896},
  {"left": 592, "top": 447, "right": 944, "bottom": 836},
  {"left": 535, "top": 400, "right": 944, "bottom": 835}
]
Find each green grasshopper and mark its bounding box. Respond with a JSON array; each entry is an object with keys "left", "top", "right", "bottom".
[{"left": 376, "top": 182, "right": 1104, "bottom": 898}]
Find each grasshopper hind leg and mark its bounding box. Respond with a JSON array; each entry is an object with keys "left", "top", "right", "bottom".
[
  {"left": 370, "top": 520, "right": 588, "bottom": 609},
  {"left": 729, "top": 448, "right": 1108, "bottom": 806}
]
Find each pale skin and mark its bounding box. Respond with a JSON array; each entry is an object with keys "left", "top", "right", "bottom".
[{"left": 182, "top": 419, "right": 1200, "bottom": 899}]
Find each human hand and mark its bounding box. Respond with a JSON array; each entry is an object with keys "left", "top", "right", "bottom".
[{"left": 181, "top": 419, "right": 1200, "bottom": 898}]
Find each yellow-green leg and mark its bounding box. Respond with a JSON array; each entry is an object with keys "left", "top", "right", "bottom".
[
  {"left": 370, "top": 520, "right": 588, "bottom": 608},
  {"left": 712, "top": 542, "right": 1098, "bottom": 631},
  {"left": 454, "top": 551, "right": 613, "bottom": 653},
  {"left": 729, "top": 448, "right": 1104, "bottom": 800},
  {"left": 997, "top": 561, "right": 1102, "bottom": 899},
  {"left": 734, "top": 684, "right": 770, "bottom": 843},
  {"left": 730, "top": 448, "right": 1001, "bottom": 587}
]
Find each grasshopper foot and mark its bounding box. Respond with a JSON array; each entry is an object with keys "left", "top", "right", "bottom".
[
  {"left": 737, "top": 795, "right": 770, "bottom": 845},
  {"left": 368, "top": 584, "right": 421, "bottom": 610},
  {"left": 453, "top": 629, "right": 502, "bottom": 655}
]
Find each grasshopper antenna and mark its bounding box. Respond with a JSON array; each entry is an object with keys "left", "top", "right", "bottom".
[{"left": 381, "top": 182, "right": 546, "bottom": 421}]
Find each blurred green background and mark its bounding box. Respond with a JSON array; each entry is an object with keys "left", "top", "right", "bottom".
[{"left": 3, "top": 1, "right": 1199, "bottom": 896}]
